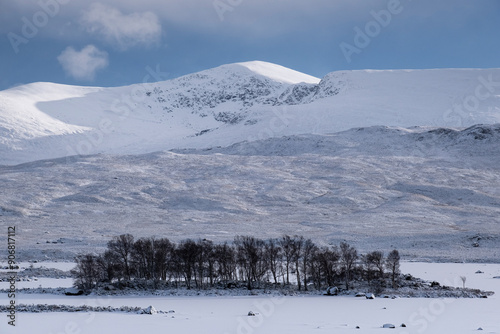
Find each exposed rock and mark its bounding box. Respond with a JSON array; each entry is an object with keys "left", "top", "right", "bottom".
[
  {"left": 142, "top": 306, "right": 157, "bottom": 315},
  {"left": 325, "top": 286, "right": 339, "bottom": 296},
  {"left": 64, "top": 288, "right": 83, "bottom": 296}
]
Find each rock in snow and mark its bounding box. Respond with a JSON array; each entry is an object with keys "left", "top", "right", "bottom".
[
  {"left": 142, "top": 306, "right": 157, "bottom": 315},
  {"left": 64, "top": 287, "right": 83, "bottom": 296},
  {"left": 325, "top": 286, "right": 339, "bottom": 295},
  {"left": 383, "top": 323, "right": 396, "bottom": 328}
]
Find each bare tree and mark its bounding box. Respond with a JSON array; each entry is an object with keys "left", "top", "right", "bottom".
[
  {"left": 107, "top": 234, "right": 134, "bottom": 280},
  {"left": 200, "top": 239, "right": 216, "bottom": 287},
  {"left": 314, "top": 246, "right": 340, "bottom": 288},
  {"left": 371, "top": 251, "right": 385, "bottom": 279},
  {"left": 340, "top": 242, "right": 358, "bottom": 290},
  {"left": 72, "top": 254, "right": 101, "bottom": 292},
  {"left": 234, "top": 236, "right": 266, "bottom": 290},
  {"left": 386, "top": 249, "right": 400, "bottom": 289},
  {"left": 214, "top": 242, "right": 236, "bottom": 282},
  {"left": 132, "top": 237, "right": 153, "bottom": 279},
  {"left": 361, "top": 253, "right": 374, "bottom": 283},
  {"left": 175, "top": 239, "right": 199, "bottom": 289},
  {"left": 309, "top": 250, "right": 323, "bottom": 290},
  {"left": 265, "top": 238, "right": 282, "bottom": 285},
  {"left": 292, "top": 235, "right": 304, "bottom": 291},
  {"left": 279, "top": 235, "right": 296, "bottom": 285},
  {"left": 154, "top": 238, "right": 173, "bottom": 281},
  {"left": 97, "top": 249, "right": 121, "bottom": 283},
  {"left": 194, "top": 239, "right": 207, "bottom": 289},
  {"left": 362, "top": 251, "right": 384, "bottom": 283},
  {"left": 301, "top": 238, "right": 317, "bottom": 291}
]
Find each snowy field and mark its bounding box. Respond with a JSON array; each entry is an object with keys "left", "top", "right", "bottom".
[{"left": 1, "top": 262, "right": 498, "bottom": 333}]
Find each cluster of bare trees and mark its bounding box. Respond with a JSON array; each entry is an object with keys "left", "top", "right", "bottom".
[{"left": 72, "top": 234, "right": 400, "bottom": 292}]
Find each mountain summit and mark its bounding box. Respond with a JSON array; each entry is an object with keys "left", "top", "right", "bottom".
[{"left": 228, "top": 61, "right": 321, "bottom": 84}]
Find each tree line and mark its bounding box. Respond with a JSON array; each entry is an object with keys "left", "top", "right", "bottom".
[{"left": 72, "top": 234, "right": 400, "bottom": 292}]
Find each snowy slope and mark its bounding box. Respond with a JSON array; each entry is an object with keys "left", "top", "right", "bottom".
[
  {"left": 1, "top": 125, "right": 499, "bottom": 262},
  {"left": 1, "top": 61, "right": 499, "bottom": 164}
]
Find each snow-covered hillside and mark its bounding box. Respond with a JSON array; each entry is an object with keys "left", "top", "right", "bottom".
[
  {"left": 1, "top": 125, "right": 499, "bottom": 262},
  {"left": 1, "top": 61, "right": 499, "bottom": 165}
]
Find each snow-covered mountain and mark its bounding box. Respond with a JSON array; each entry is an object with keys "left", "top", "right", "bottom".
[
  {"left": 1, "top": 61, "right": 500, "bottom": 260},
  {"left": 1, "top": 61, "right": 500, "bottom": 165}
]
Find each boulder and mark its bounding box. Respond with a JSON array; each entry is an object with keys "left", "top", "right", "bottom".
[
  {"left": 382, "top": 323, "right": 396, "bottom": 328},
  {"left": 325, "top": 286, "right": 339, "bottom": 296},
  {"left": 248, "top": 311, "right": 256, "bottom": 316},
  {"left": 64, "top": 288, "right": 83, "bottom": 296},
  {"left": 365, "top": 293, "right": 375, "bottom": 299},
  {"left": 142, "top": 306, "right": 157, "bottom": 315}
]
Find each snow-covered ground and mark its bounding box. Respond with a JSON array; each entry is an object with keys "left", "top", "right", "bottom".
[
  {"left": 0, "top": 262, "right": 498, "bottom": 333},
  {"left": 0, "top": 261, "right": 76, "bottom": 272},
  {"left": 0, "top": 277, "right": 73, "bottom": 289},
  {"left": 0, "top": 261, "right": 73, "bottom": 289}
]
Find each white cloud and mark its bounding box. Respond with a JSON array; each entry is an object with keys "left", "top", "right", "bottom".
[
  {"left": 57, "top": 45, "right": 109, "bottom": 81},
  {"left": 81, "top": 2, "right": 161, "bottom": 50}
]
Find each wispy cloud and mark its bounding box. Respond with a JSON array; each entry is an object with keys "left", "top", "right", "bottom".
[
  {"left": 81, "top": 2, "right": 161, "bottom": 50},
  {"left": 57, "top": 45, "right": 109, "bottom": 81}
]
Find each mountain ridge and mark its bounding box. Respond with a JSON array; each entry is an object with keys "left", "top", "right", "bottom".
[{"left": 1, "top": 61, "right": 500, "bottom": 165}]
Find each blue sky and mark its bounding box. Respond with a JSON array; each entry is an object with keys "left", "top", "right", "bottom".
[{"left": 1, "top": 0, "right": 499, "bottom": 90}]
